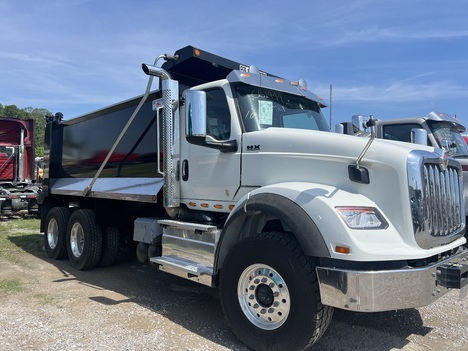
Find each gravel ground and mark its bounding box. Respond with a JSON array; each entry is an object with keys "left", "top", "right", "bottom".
[{"left": 1, "top": 222, "right": 468, "bottom": 351}]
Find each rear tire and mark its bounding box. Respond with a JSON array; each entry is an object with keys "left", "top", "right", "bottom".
[
  {"left": 44, "top": 207, "right": 70, "bottom": 259},
  {"left": 66, "top": 209, "right": 102, "bottom": 270},
  {"left": 99, "top": 226, "right": 120, "bottom": 267},
  {"left": 219, "top": 232, "right": 333, "bottom": 351}
]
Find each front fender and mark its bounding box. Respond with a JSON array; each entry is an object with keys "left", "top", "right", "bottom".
[
  {"left": 220, "top": 182, "right": 466, "bottom": 265},
  {"left": 216, "top": 183, "right": 339, "bottom": 272}
]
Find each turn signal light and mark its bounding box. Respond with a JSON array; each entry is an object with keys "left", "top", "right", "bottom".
[{"left": 335, "top": 246, "right": 350, "bottom": 255}]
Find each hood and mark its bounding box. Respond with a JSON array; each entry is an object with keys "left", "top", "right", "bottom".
[{"left": 241, "top": 128, "right": 435, "bottom": 189}]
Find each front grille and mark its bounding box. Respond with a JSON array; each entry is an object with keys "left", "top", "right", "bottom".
[
  {"left": 408, "top": 150, "right": 465, "bottom": 249},
  {"left": 424, "top": 164, "right": 463, "bottom": 236}
]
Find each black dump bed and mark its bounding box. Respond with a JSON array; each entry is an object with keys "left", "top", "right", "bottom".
[
  {"left": 49, "top": 94, "right": 158, "bottom": 180},
  {"left": 45, "top": 46, "right": 258, "bottom": 201},
  {"left": 48, "top": 46, "right": 262, "bottom": 180},
  {"left": 44, "top": 94, "right": 163, "bottom": 201}
]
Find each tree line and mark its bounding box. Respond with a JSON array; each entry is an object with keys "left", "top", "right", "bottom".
[{"left": 0, "top": 103, "right": 49, "bottom": 157}]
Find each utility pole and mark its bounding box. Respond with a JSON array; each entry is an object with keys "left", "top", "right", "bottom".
[{"left": 329, "top": 84, "right": 333, "bottom": 130}]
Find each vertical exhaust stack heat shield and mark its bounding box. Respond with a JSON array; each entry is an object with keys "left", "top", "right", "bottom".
[
  {"left": 141, "top": 61, "right": 180, "bottom": 208},
  {"left": 161, "top": 78, "right": 179, "bottom": 208}
]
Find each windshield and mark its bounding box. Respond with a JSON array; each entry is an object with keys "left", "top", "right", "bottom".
[
  {"left": 234, "top": 85, "right": 329, "bottom": 132},
  {"left": 429, "top": 121, "right": 468, "bottom": 158}
]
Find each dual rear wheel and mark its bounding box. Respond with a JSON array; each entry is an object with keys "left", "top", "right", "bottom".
[{"left": 44, "top": 207, "right": 120, "bottom": 270}]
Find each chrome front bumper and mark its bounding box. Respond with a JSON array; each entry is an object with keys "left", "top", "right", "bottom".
[{"left": 317, "top": 248, "right": 468, "bottom": 312}]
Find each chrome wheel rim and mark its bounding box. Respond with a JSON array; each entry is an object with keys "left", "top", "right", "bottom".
[
  {"left": 237, "top": 263, "right": 290, "bottom": 330},
  {"left": 70, "top": 222, "right": 85, "bottom": 258},
  {"left": 46, "top": 218, "right": 59, "bottom": 249}
]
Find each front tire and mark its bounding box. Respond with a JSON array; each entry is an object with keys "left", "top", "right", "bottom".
[
  {"left": 219, "top": 232, "right": 333, "bottom": 351},
  {"left": 44, "top": 207, "right": 70, "bottom": 260},
  {"left": 66, "top": 209, "right": 102, "bottom": 270}
]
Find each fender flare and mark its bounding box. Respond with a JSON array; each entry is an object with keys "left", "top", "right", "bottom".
[{"left": 215, "top": 192, "right": 330, "bottom": 272}]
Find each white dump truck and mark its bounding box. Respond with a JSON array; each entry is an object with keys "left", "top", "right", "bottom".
[{"left": 39, "top": 46, "right": 468, "bottom": 351}]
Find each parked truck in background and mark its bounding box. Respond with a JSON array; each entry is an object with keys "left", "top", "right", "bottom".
[
  {"left": 337, "top": 112, "right": 468, "bottom": 223},
  {"left": 0, "top": 117, "right": 40, "bottom": 216},
  {"left": 39, "top": 46, "right": 468, "bottom": 351}
]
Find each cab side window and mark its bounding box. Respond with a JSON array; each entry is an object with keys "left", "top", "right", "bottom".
[
  {"left": 383, "top": 124, "right": 422, "bottom": 143},
  {"left": 205, "top": 88, "right": 230, "bottom": 141}
]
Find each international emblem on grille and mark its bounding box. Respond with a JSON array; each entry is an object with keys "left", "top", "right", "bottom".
[{"left": 440, "top": 151, "right": 449, "bottom": 171}]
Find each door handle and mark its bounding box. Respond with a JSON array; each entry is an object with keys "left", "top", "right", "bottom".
[{"left": 182, "top": 159, "right": 189, "bottom": 181}]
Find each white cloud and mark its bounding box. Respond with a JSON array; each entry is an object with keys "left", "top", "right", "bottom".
[{"left": 317, "top": 80, "right": 468, "bottom": 103}]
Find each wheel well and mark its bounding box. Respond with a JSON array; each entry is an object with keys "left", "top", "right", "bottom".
[{"left": 214, "top": 193, "right": 330, "bottom": 282}]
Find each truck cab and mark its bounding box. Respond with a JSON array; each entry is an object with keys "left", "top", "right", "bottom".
[{"left": 338, "top": 112, "right": 468, "bottom": 220}]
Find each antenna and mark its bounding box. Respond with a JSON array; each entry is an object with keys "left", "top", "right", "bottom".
[{"left": 329, "top": 84, "right": 333, "bottom": 130}]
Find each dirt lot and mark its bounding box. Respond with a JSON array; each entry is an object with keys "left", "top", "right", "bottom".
[{"left": 1, "top": 218, "right": 468, "bottom": 351}]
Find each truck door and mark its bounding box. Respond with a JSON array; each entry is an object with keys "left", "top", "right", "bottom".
[{"left": 179, "top": 87, "right": 241, "bottom": 204}]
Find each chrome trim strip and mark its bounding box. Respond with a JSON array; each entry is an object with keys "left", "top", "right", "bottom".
[{"left": 49, "top": 177, "right": 163, "bottom": 202}]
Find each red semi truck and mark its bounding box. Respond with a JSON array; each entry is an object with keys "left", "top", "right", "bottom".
[{"left": 0, "top": 117, "right": 40, "bottom": 216}]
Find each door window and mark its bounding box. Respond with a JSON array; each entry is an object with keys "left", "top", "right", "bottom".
[{"left": 205, "top": 88, "right": 231, "bottom": 141}]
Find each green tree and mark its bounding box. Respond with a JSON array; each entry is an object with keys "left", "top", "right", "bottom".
[{"left": 1, "top": 103, "right": 51, "bottom": 157}]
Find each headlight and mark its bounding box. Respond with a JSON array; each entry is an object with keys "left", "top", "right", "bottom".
[{"left": 335, "top": 206, "right": 388, "bottom": 229}]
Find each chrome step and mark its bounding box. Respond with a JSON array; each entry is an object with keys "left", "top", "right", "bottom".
[
  {"left": 158, "top": 219, "right": 217, "bottom": 232},
  {"left": 151, "top": 255, "right": 213, "bottom": 287}
]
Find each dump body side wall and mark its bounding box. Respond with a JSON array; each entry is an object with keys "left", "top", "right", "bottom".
[
  {"left": 39, "top": 91, "right": 169, "bottom": 229},
  {"left": 48, "top": 93, "right": 162, "bottom": 180}
]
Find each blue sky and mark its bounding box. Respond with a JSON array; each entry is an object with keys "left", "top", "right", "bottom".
[{"left": 1, "top": 0, "right": 468, "bottom": 129}]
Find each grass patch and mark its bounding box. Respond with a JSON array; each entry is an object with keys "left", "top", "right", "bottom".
[
  {"left": 0, "top": 218, "right": 43, "bottom": 263},
  {"left": 34, "top": 293, "right": 56, "bottom": 306},
  {"left": 0, "top": 278, "right": 23, "bottom": 293}
]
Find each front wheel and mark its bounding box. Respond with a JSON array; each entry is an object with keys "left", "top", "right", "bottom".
[{"left": 219, "top": 232, "right": 333, "bottom": 351}]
